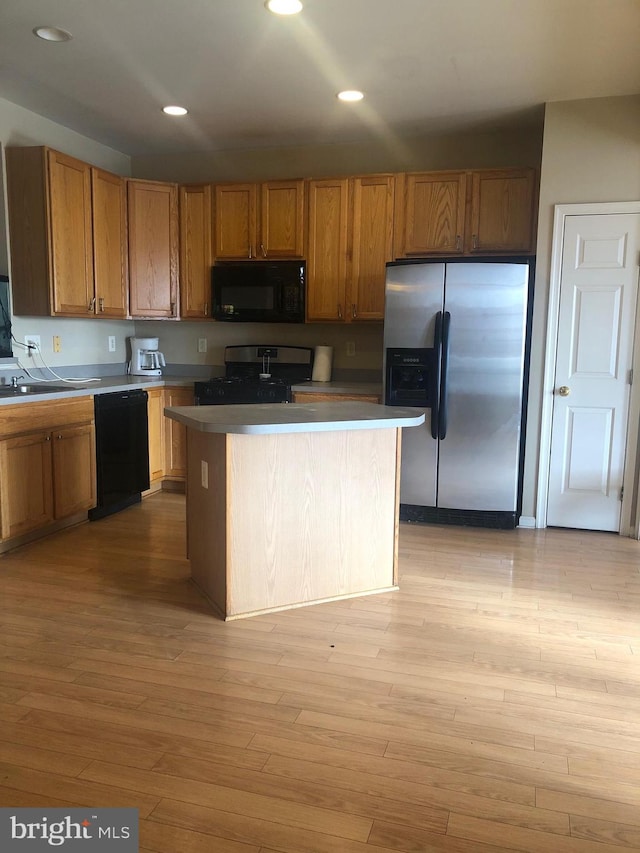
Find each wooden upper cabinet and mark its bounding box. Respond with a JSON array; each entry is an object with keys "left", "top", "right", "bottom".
[
  {"left": 5, "top": 147, "right": 127, "bottom": 318},
  {"left": 467, "top": 168, "right": 537, "bottom": 254},
  {"left": 127, "top": 179, "right": 179, "bottom": 318},
  {"left": 349, "top": 175, "right": 395, "bottom": 321},
  {"left": 180, "top": 184, "right": 212, "bottom": 319},
  {"left": 260, "top": 180, "right": 305, "bottom": 258},
  {"left": 394, "top": 171, "right": 466, "bottom": 258},
  {"left": 5, "top": 147, "right": 94, "bottom": 316},
  {"left": 393, "top": 167, "right": 537, "bottom": 259},
  {"left": 91, "top": 167, "right": 128, "bottom": 317},
  {"left": 48, "top": 151, "right": 95, "bottom": 315},
  {"left": 214, "top": 180, "right": 305, "bottom": 260},
  {"left": 214, "top": 183, "right": 256, "bottom": 259},
  {"left": 306, "top": 178, "right": 350, "bottom": 322}
]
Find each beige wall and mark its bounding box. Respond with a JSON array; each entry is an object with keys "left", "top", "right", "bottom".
[
  {"left": 522, "top": 94, "right": 640, "bottom": 520},
  {"left": 131, "top": 123, "right": 543, "bottom": 183}
]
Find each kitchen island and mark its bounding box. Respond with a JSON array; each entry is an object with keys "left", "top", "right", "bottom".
[{"left": 165, "top": 402, "right": 424, "bottom": 620}]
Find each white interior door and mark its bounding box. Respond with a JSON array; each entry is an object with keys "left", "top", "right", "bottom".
[{"left": 547, "top": 213, "right": 640, "bottom": 531}]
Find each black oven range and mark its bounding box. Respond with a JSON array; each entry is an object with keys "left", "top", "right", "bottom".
[{"left": 194, "top": 345, "right": 313, "bottom": 405}]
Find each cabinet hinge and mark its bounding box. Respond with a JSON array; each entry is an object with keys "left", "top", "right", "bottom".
[{"left": 620, "top": 485, "right": 624, "bottom": 502}]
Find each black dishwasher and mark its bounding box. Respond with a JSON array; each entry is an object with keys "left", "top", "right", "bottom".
[{"left": 89, "top": 389, "right": 150, "bottom": 520}]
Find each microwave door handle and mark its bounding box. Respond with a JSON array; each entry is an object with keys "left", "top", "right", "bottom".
[{"left": 431, "top": 312, "right": 443, "bottom": 439}]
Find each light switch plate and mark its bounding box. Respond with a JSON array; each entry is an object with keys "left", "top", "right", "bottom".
[{"left": 198, "top": 338, "right": 207, "bottom": 353}]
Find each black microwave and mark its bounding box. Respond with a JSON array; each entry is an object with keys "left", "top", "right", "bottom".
[{"left": 212, "top": 260, "right": 305, "bottom": 323}]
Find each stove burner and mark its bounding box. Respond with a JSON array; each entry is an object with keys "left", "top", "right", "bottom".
[{"left": 193, "top": 344, "right": 313, "bottom": 406}]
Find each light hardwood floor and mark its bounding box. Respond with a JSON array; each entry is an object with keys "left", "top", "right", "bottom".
[{"left": 1, "top": 492, "right": 639, "bottom": 852}]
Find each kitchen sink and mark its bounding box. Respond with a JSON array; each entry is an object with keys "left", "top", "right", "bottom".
[{"left": 0, "top": 384, "right": 74, "bottom": 396}]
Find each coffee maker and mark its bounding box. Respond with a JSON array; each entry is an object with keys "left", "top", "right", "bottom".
[{"left": 128, "top": 337, "right": 166, "bottom": 377}]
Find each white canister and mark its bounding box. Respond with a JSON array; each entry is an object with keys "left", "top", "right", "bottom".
[{"left": 312, "top": 346, "right": 333, "bottom": 382}]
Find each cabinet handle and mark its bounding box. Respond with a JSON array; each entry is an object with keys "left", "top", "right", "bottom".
[
  {"left": 57, "top": 434, "right": 62, "bottom": 440},
  {"left": 170, "top": 302, "right": 176, "bottom": 316},
  {"left": 248, "top": 245, "right": 253, "bottom": 259},
  {"left": 204, "top": 302, "right": 208, "bottom": 317},
  {"left": 351, "top": 303, "right": 357, "bottom": 319},
  {"left": 455, "top": 234, "right": 462, "bottom": 251},
  {"left": 98, "top": 297, "right": 104, "bottom": 313},
  {"left": 45, "top": 435, "right": 51, "bottom": 442},
  {"left": 472, "top": 234, "right": 478, "bottom": 250},
  {"left": 337, "top": 303, "right": 343, "bottom": 320},
  {"left": 87, "top": 297, "right": 95, "bottom": 312},
  {"left": 260, "top": 243, "right": 267, "bottom": 258}
]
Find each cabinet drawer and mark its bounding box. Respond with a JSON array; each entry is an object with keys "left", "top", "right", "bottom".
[{"left": 0, "top": 397, "right": 94, "bottom": 438}]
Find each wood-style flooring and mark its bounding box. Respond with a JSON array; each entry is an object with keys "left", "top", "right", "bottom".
[{"left": 0, "top": 492, "right": 639, "bottom": 852}]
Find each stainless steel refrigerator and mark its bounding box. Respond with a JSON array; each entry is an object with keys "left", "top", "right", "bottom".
[{"left": 383, "top": 259, "right": 531, "bottom": 529}]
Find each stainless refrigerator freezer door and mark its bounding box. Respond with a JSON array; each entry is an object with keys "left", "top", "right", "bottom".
[
  {"left": 437, "top": 262, "right": 529, "bottom": 512},
  {"left": 383, "top": 263, "right": 445, "bottom": 350},
  {"left": 384, "top": 262, "right": 444, "bottom": 506}
]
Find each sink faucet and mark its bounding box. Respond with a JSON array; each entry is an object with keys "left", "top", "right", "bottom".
[{"left": 10, "top": 375, "right": 24, "bottom": 388}]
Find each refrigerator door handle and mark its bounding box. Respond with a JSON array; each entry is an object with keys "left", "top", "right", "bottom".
[
  {"left": 439, "top": 311, "right": 451, "bottom": 440},
  {"left": 431, "top": 311, "right": 443, "bottom": 439}
]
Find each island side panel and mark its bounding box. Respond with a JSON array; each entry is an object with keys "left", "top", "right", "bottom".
[
  {"left": 186, "top": 430, "right": 228, "bottom": 616},
  {"left": 226, "top": 427, "right": 399, "bottom": 617},
  {"left": 393, "top": 426, "right": 402, "bottom": 586}
]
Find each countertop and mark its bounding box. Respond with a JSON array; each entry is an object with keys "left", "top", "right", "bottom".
[
  {"left": 0, "top": 375, "right": 382, "bottom": 406},
  {"left": 165, "top": 402, "right": 424, "bottom": 435}
]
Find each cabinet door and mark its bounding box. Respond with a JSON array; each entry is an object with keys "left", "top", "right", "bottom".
[
  {"left": 164, "top": 388, "right": 192, "bottom": 479},
  {"left": 52, "top": 424, "right": 96, "bottom": 518},
  {"left": 0, "top": 432, "right": 54, "bottom": 539},
  {"left": 180, "top": 184, "right": 213, "bottom": 318},
  {"left": 214, "top": 183, "right": 257, "bottom": 259},
  {"left": 467, "top": 168, "right": 537, "bottom": 254},
  {"left": 128, "top": 180, "right": 179, "bottom": 318},
  {"left": 395, "top": 171, "right": 466, "bottom": 257},
  {"left": 306, "top": 178, "right": 349, "bottom": 322},
  {"left": 147, "top": 389, "right": 165, "bottom": 483},
  {"left": 349, "top": 175, "right": 395, "bottom": 321},
  {"left": 91, "top": 168, "right": 128, "bottom": 318},
  {"left": 47, "top": 150, "right": 95, "bottom": 315},
  {"left": 260, "top": 180, "right": 305, "bottom": 258}
]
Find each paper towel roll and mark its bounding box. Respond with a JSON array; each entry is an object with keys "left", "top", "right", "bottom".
[{"left": 312, "top": 346, "right": 333, "bottom": 382}]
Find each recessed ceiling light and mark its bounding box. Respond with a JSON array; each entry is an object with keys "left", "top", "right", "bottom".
[
  {"left": 337, "top": 90, "right": 364, "bottom": 103},
  {"left": 162, "top": 105, "right": 188, "bottom": 116},
  {"left": 265, "top": 0, "right": 303, "bottom": 15},
  {"left": 33, "top": 26, "right": 72, "bottom": 42}
]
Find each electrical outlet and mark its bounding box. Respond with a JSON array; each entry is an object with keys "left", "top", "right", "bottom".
[
  {"left": 346, "top": 341, "right": 356, "bottom": 357},
  {"left": 25, "top": 335, "right": 41, "bottom": 356},
  {"left": 108, "top": 335, "right": 116, "bottom": 352},
  {"left": 53, "top": 335, "right": 61, "bottom": 353},
  {"left": 198, "top": 338, "right": 207, "bottom": 353}
]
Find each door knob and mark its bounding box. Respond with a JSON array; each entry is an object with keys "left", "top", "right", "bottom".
[{"left": 557, "top": 385, "right": 571, "bottom": 397}]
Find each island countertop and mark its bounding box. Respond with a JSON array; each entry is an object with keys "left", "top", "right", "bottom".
[{"left": 164, "top": 401, "right": 425, "bottom": 435}]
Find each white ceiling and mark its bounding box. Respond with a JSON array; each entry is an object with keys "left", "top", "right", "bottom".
[{"left": 0, "top": 0, "right": 639, "bottom": 157}]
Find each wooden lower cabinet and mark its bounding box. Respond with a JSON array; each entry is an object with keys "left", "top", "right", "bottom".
[
  {"left": 147, "top": 386, "right": 192, "bottom": 488},
  {"left": 147, "top": 388, "right": 165, "bottom": 484},
  {"left": 164, "top": 387, "right": 192, "bottom": 482},
  {"left": 52, "top": 424, "right": 96, "bottom": 518},
  {"left": 0, "top": 398, "right": 96, "bottom": 544}
]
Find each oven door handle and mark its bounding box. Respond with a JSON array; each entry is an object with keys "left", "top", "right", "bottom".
[{"left": 431, "top": 312, "right": 443, "bottom": 439}]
